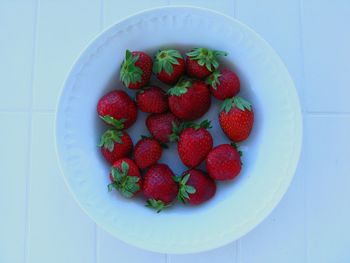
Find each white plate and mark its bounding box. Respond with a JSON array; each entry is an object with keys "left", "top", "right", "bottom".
[{"left": 55, "top": 6, "right": 302, "bottom": 254}]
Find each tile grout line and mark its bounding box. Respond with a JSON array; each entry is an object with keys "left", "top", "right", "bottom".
[
  {"left": 166, "top": 254, "right": 170, "bottom": 263},
  {"left": 298, "top": 0, "right": 308, "bottom": 262},
  {"left": 298, "top": 0, "right": 307, "bottom": 114},
  {"left": 23, "top": 0, "right": 40, "bottom": 262},
  {"left": 95, "top": 1, "right": 104, "bottom": 263},
  {"left": 233, "top": 0, "right": 237, "bottom": 18},
  {"left": 235, "top": 240, "right": 241, "bottom": 263}
]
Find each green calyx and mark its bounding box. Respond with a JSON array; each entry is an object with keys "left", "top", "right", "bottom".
[
  {"left": 153, "top": 49, "right": 183, "bottom": 76},
  {"left": 108, "top": 161, "right": 140, "bottom": 198},
  {"left": 98, "top": 129, "right": 123, "bottom": 152},
  {"left": 231, "top": 142, "right": 243, "bottom": 157},
  {"left": 167, "top": 78, "right": 192, "bottom": 96},
  {"left": 205, "top": 71, "right": 221, "bottom": 90},
  {"left": 174, "top": 174, "right": 196, "bottom": 203},
  {"left": 221, "top": 96, "right": 252, "bottom": 113},
  {"left": 190, "top": 119, "right": 212, "bottom": 130},
  {"left": 99, "top": 115, "right": 125, "bottom": 130},
  {"left": 120, "top": 50, "right": 143, "bottom": 87},
  {"left": 146, "top": 199, "right": 171, "bottom": 213},
  {"left": 186, "top": 48, "right": 227, "bottom": 72},
  {"left": 169, "top": 121, "right": 191, "bottom": 142}
]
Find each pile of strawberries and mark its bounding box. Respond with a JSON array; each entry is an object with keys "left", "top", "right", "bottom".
[{"left": 97, "top": 48, "right": 254, "bottom": 212}]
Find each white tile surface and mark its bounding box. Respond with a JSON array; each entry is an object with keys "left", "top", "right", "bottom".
[
  {"left": 103, "top": 0, "right": 168, "bottom": 27},
  {"left": 169, "top": 0, "right": 235, "bottom": 17},
  {"left": 0, "top": 113, "right": 29, "bottom": 263},
  {"left": 32, "top": 0, "right": 101, "bottom": 110},
  {"left": 305, "top": 115, "right": 350, "bottom": 263},
  {"left": 236, "top": 0, "right": 304, "bottom": 109},
  {"left": 0, "top": 0, "right": 36, "bottom": 110},
  {"left": 1, "top": 0, "right": 350, "bottom": 262},
  {"left": 26, "top": 114, "right": 96, "bottom": 263},
  {"left": 302, "top": 1, "right": 350, "bottom": 112},
  {"left": 169, "top": 243, "right": 236, "bottom": 263},
  {"left": 97, "top": 228, "right": 166, "bottom": 263}
]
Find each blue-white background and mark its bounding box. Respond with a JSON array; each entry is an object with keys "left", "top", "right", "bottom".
[{"left": 1, "top": 0, "right": 349, "bottom": 262}]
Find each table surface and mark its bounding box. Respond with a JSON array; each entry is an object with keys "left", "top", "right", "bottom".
[{"left": 1, "top": 0, "right": 350, "bottom": 262}]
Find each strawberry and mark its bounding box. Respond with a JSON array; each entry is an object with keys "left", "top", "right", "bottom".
[
  {"left": 143, "top": 164, "right": 178, "bottom": 212},
  {"left": 133, "top": 137, "right": 162, "bottom": 169},
  {"left": 99, "top": 129, "right": 133, "bottom": 164},
  {"left": 205, "top": 143, "right": 242, "bottom": 180},
  {"left": 153, "top": 49, "right": 185, "bottom": 84},
  {"left": 186, "top": 48, "right": 227, "bottom": 79},
  {"left": 146, "top": 112, "right": 180, "bottom": 143},
  {"left": 168, "top": 78, "right": 211, "bottom": 121},
  {"left": 108, "top": 158, "right": 142, "bottom": 198},
  {"left": 136, "top": 86, "right": 168, "bottom": 113},
  {"left": 206, "top": 69, "right": 240, "bottom": 100},
  {"left": 219, "top": 96, "right": 254, "bottom": 142},
  {"left": 120, "top": 50, "right": 152, "bottom": 89},
  {"left": 97, "top": 90, "right": 137, "bottom": 129},
  {"left": 176, "top": 169, "right": 216, "bottom": 205},
  {"left": 177, "top": 120, "right": 213, "bottom": 167}
]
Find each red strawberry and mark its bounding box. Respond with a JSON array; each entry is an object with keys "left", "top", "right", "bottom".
[
  {"left": 143, "top": 164, "right": 178, "bottom": 212},
  {"left": 206, "top": 69, "right": 240, "bottom": 100},
  {"left": 97, "top": 90, "right": 137, "bottom": 129},
  {"left": 206, "top": 144, "right": 242, "bottom": 180},
  {"left": 186, "top": 48, "right": 227, "bottom": 79},
  {"left": 153, "top": 49, "right": 185, "bottom": 84},
  {"left": 168, "top": 78, "right": 211, "bottom": 121},
  {"left": 146, "top": 112, "right": 180, "bottom": 143},
  {"left": 108, "top": 158, "right": 142, "bottom": 198},
  {"left": 136, "top": 86, "right": 168, "bottom": 113},
  {"left": 133, "top": 137, "right": 162, "bottom": 169},
  {"left": 120, "top": 50, "right": 152, "bottom": 89},
  {"left": 177, "top": 120, "right": 213, "bottom": 167},
  {"left": 99, "top": 129, "right": 133, "bottom": 164},
  {"left": 176, "top": 169, "right": 216, "bottom": 205},
  {"left": 219, "top": 96, "right": 254, "bottom": 142}
]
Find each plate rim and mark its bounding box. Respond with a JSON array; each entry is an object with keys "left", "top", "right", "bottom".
[{"left": 54, "top": 5, "right": 303, "bottom": 254}]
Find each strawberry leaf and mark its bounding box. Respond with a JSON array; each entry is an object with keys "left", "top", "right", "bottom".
[
  {"left": 153, "top": 49, "right": 182, "bottom": 76},
  {"left": 108, "top": 161, "right": 140, "bottom": 198},
  {"left": 231, "top": 142, "right": 243, "bottom": 156},
  {"left": 120, "top": 50, "right": 143, "bottom": 87},
  {"left": 98, "top": 129, "right": 123, "bottom": 152},
  {"left": 186, "top": 48, "right": 227, "bottom": 72},
  {"left": 172, "top": 175, "right": 182, "bottom": 183},
  {"left": 205, "top": 71, "right": 221, "bottom": 90},
  {"left": 187, "top": 120, "right": 212, "bottom": 130},
  {"left": 99, "top": 115, "right": 125, "bottom": 130},
  {"left": 230, "top": 142, "right": 243, "bottom": 165},
  {"left": 176, "top": 173, "right": 196, "bottom": 203},
  {"left": 185, "top": 185, "right": 196, "bottom": 194},
  {"left": 233, "top": 96, "right": 252, "bottom": 111},
  {"left": 169, "top": 121, "right": 191, "bottom": 142},
  {"left": 146, "top": 199, "right": 171, "bottom": 213},
  {"left": 121, "top": 161, "right": 129, "bottom": 174},
  {"left": 167, "top": 78, "right": 192, "bottom": 96}
]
